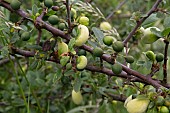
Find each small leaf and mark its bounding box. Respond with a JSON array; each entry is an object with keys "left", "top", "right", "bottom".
[
  {"left": 162, "top": 27, "right": 170, "bottom": 36},
  {"left": 164, "top": 16, "right": 170, "bottom": 28},
  {"left": 68, "top": 38, "right": 75, "bottom": 51},
  {"left": 53, "top": 68, "right": 62, "bottom": 82},
  {"left": 150, "top": 28, "right": 162, "bottom": 37},
  {"left": 25, "top": 44, "right": 42, "bottom": 50},
  {"left": 92, "top": 27, "right": 104, "bottom": 45},
  {"left": 73, "top": 75, "right": 82, "bottom": 92},
  {"left": 60, "top": 56, "right": 70, "bottom": 66},
  {"left": 32, "top": 4, "right": 38, "bottom": 16}
]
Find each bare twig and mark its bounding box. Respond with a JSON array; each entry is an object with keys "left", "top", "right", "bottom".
[
  {"left": 123, "top": 0, "right": 163, "bottom": 45},
  {"left": 65, "top": 0, "right": 72, "bottom": 33}
]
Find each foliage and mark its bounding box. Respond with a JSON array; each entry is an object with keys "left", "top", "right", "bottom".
[{"left": 0, "top": 0, "right": 170, "bottom": 113}]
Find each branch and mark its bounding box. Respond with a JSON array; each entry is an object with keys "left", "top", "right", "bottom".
[
  {"left": 163, "top": 40, "right": 169, "bottom": 83},
  {"left": 123, "top": 0, "right": 163, "bottom": 45}
]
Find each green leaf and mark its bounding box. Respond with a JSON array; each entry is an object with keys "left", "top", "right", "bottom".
[
  {"left": 67, "top": 105, "right": 97, "bottom": 113},
  {"left": 142, "top": 14, "right": 159, "bottom": 26},
  {"left": 163, "top": 16, "right": 170, "bottom": 28},
  {"left": 92, "top": 27, "right": 104, "bottom": 45},
  {"left": 29, "top": 59, "right": 39, "bottom": 70},
  {"left": 25, "top": 44, "right": 42, "bottom": 50},
  {"left": 73, "top": 75, "right": 82, "bottom": 92},
  {"left": 68, "top": 38, "right": 75, "bottom": 51},
  {"left": 60, "top": 56, "right": 70, "bottom": 66},
  {"left": 150, "top": 28, "right": 162, "bottom": 37},
  {"left": 0, "top": 46, "right": 9, "bottom": 57},
  {"left": 32, "top": 4, "right": 38, "bottom": 16},
  {"left": 162, "top": 27, "right": 170, "bottom": 37},
  {"left": 53, "top": 68, "right": 63, "bottom": 82}
]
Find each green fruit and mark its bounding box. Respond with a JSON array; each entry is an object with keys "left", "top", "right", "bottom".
[
  {"left": 44, "top": 0, "right": 53, "bottom": 8},
  {"left": 146, "top": 51, "right": 155, "bottom": 61},
  {"left": 112, "top": 63, "right": 122, "bottom": 74},
  {"left": 75, "top": 24, "right": 89, "bottom": 46},
  {"left": 159, "top": 106, "right": 169, "bottom": 113},
  {"left": 100, "top": 21, "right": 112, "bottom": 30},
  {"left": 58, "top": 23, "right": 66, "bottom": 30},
  {"left": 57, "top": 41, "right": 68, "bottom": 56},
  {"left": 125, "top": 55, "right": 135, "bottom": 63},
  {"left": 141, "top": 27, "right": 160, "bottom": 44},
  {"left": 10, "top": 0, "right": 22, "bottom": 10},
  {"left": 76, "top": 55, "right": 87, "bottom": 70},
  {"left": 93, "top": 47, "right": 103, "bottom": 57},
  {"left": 77, "top": 49, "right": 86, "bottom": 56},
  {"left": 72, "top": 89, "right": 83, "bottom": 105},
  {"left": 156, "top": 96, "right": 165, "bottom": 106},
  {"left": 156, "top": 53, "right": 164, "bottom": 62},
  {"left": 124, "top": 95, "right": 150, "bottom": 113},
  {"left": 21, "top": 32, "right": 30, "bottom": 41},
  {"left": 48, "top": 15, "right": 59, "bottom": 25},
  {"left": 79, "top": 16, "right": 89, "bottom": 26},
  {"left": 112, "top": 41, "right": 124, "bottom": 52},
  {"left": 103, "top": 36, "right": 114, "bottom": 46}
]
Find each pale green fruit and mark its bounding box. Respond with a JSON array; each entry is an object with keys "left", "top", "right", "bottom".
[
  {"left": 72, "top": 89, "right": 83, "bottom": 105},
  {"left": 100, "top": 21, "right": 112, "bottom": 30},
  {"left": 124, "top": 95, "right": 150, "bottom": 113},
  {"left": 141, "top": 27, "right": 160, "bottom": 44},
  {"left": 75, "top": 24, "right": 89, "bottom": 46},
  {"left": 58, "top": 41, "right": 68, "bottom": 56},
  {"left": 79, "top": 16, "right": 89, "bottom": 26},
  {"left": 76, "top": 55, "right": 87, "bottom": 70}
]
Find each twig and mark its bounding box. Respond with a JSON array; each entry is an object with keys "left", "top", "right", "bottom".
[
  {"left": 163, "top": 39, "right": 169, "bottom": 83},
  {"left": 37, "top": 29, "right": 42, "bottom": 45},
  {"left": 106, "top": 0, "right": 127, "bottom": 20},
  {"left": 65, "top": 0, "right": 72, "bottom": 33},
  {"left": 123, "top": 0, "right": 163, "bottom": 45}
]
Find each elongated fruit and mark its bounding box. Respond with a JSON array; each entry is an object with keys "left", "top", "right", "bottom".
[
  {"left": 76, "top": 55, "right": 87, "bottom": 70},
  {"left": 141, "top": 27, "right": 160, "bottom": 44},
  {"left": 72, "top": 89, "right": 83, "bottom": 105},
  {"left": 57, "top": 41, "right": 68, "bottom": 56},
  {"left": 75, "top": 24, "right": 89, "bottom": 46},
  {"left": 11, "top": 0, "right": 22, "bottom": 10},
  {"left": 125, "top": 55, "right": 134, "bottom": 63},
  {"left": 124, "top": 95, "right": 150, "bottom": 113}
]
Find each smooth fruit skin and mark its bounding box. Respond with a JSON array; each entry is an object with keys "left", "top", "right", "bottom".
[
  {"left": 72, "top": 89, "right": 83, "bottom": 105},
  {"left": 58, "top": 23, "right": 66, "bottom": 30},
  {"left": 21, "top": 32, "right": 30, "bottom": 41},
  {"left": 112, "top": 41, "right": 124, "bottom": 52},
  {"left": 71, "top": 8, "right": 77, "bottom": 19},
  {"left": 57, "top": 41, "right": 68, "bottom": 56},
  {"left": 75, "top": 24, "right": 89, "bottom": 46},
  {"left": 93, "top": 47, "right": 103, "bottom": 57},
  {"left": 146, "top": 51, "right": 155, "bottom": 61},
  {"left": 141, "top": 27, "right": 160, "bottom": 44},
  {"left": 77, "top": 49, "right": 86, "bottom": 56},
  {"left": 44, "top": 0, "right": 53, "bottom": 8},
  {"left": 48, "top": 15, "right": 59, "bottom": 25},
  {"left": 103, "top": 36, "right": 114, "bottom": 46},
  {"left": 156, "top": 53, "right": 164, "bottom": 62},
  {"left": 159, "top": 106, "right": 169, "bottom": 113},
  {"left": 10, "top": 0, "right": 22, "bottom": 10},
  {"left": 79, "top": 16, "right": 89, "bottom": 26},
  {"left": 125, "top": 98, "right": 150, "bottom": 113},
  {"left": 100, "top": 22, "right": 112, "bottom": 30},
  {"left": 112, "top": 63, "right": 122, "bottom": 74},
  {"left": 125, "top": 55, "right": 135, "bottom": 63},
  {"left": 76, "top": 55, "right": 87, "bottom": 70}
]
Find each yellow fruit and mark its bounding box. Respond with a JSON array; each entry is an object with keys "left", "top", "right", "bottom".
[
  {"left": 72, "top": 89, "right": 83, "bottom": 105},
  {"left": 100, "top": 21, "right": 112, "bottom": 30},
  {"left": 124, "top": 95, "right": 150, "bottom": 113},
  {"left": 57, "top": 41, "right": 68, "bottom": 56},
  {"left": 75, "top": 24, "right": 89, "bottom": 46},
  {"left": 76, "top": 55, "right": 87, "bottom": 70}
]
